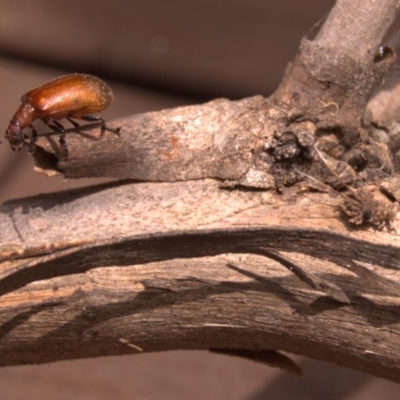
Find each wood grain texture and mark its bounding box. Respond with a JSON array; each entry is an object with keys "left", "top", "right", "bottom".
[
  {"left": 1, "top": 0, "right": 400, "bottom": 386},
  {"left": 1, "top": 179, "right": 400, "bottom": 382}
]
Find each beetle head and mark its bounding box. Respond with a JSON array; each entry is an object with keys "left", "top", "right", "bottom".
[
  {"left": 5, "top": 122, "right": 24, "bottom": 150},
  {"left": 4, "top": 104, "right": 34, "bottom": 150}
]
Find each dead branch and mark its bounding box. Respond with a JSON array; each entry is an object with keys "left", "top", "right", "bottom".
[
  {"left": 1, "top": 180, "right": 400, "bottom": 382},
  {"left": 1, "top": 0, "right": 400, "bottom": 384}
]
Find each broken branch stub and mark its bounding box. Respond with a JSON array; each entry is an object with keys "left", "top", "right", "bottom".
[
  {"left": 28, "top": 1, "right": 400, "bottom": 229},
  {"left": 33, "top": 97, "right": 266, "bottom": 183}
]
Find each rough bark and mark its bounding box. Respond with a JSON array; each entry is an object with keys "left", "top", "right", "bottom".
[
  {"left": 2, "top": 0, "right": 400, "bottom": 383},
  {"left": 1, "top": 180, "right": 400, "bottom": 382}
]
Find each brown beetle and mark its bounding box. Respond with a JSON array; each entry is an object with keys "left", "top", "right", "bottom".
[{"left": 3, "top": 73, "right": 120, "bottom": 152}]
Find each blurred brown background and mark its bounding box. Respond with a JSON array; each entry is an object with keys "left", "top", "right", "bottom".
[{"left": 0, "top": 1, "right": 399, "bottom": 398}]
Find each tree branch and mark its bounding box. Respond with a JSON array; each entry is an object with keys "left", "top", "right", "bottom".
[
  {"left": 2, "top": 0, "right": 400, "bottom": 384},
  {"left": 315, "top": 0, "right": 399, "bottom": 58},
  {"left": 1, "top": 180, "right": 400, "bottom": 382}
]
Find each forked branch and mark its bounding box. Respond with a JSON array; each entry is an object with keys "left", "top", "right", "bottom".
[{"left": 1, "top": 0, "right": 400, "bottom": 383}]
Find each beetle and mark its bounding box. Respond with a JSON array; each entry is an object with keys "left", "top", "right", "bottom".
[{"left": 3, "top": 73, "right": 121, "bottom": 153}]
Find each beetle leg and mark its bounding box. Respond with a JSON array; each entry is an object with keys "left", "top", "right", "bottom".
[
  {"left": 43, "top": 119, "right": 65, "bottom": 134},
  {"left": 42, "top": 119, "right": 69, "bottom": 157},
  {"left": 59, "top": 134, "right": 69, "bottom": 159},
  {"left": 27, "top": 127, "right": 38, "bottom": 154},
  {"left": 71, "top": 115, "right": 121, "bottom": 135},
  {"left": 66, "top": 117, "right": 80, "bottom": 129},
  {"left": 31, "top": 127, "right": 38, "bottom": 142},
  {"left": 50, "top": 122, "right": 69, "bottom": 158}
]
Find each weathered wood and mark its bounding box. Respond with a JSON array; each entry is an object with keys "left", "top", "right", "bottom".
[
  {"left": 1, "top": 0, "right": 400, "bottom": 384},
  {"left": 1, "top": 179, "right": 400, "bottom": 382},
  {"left": 32, "top": 96, "right": 265, "bottom": 183}
]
